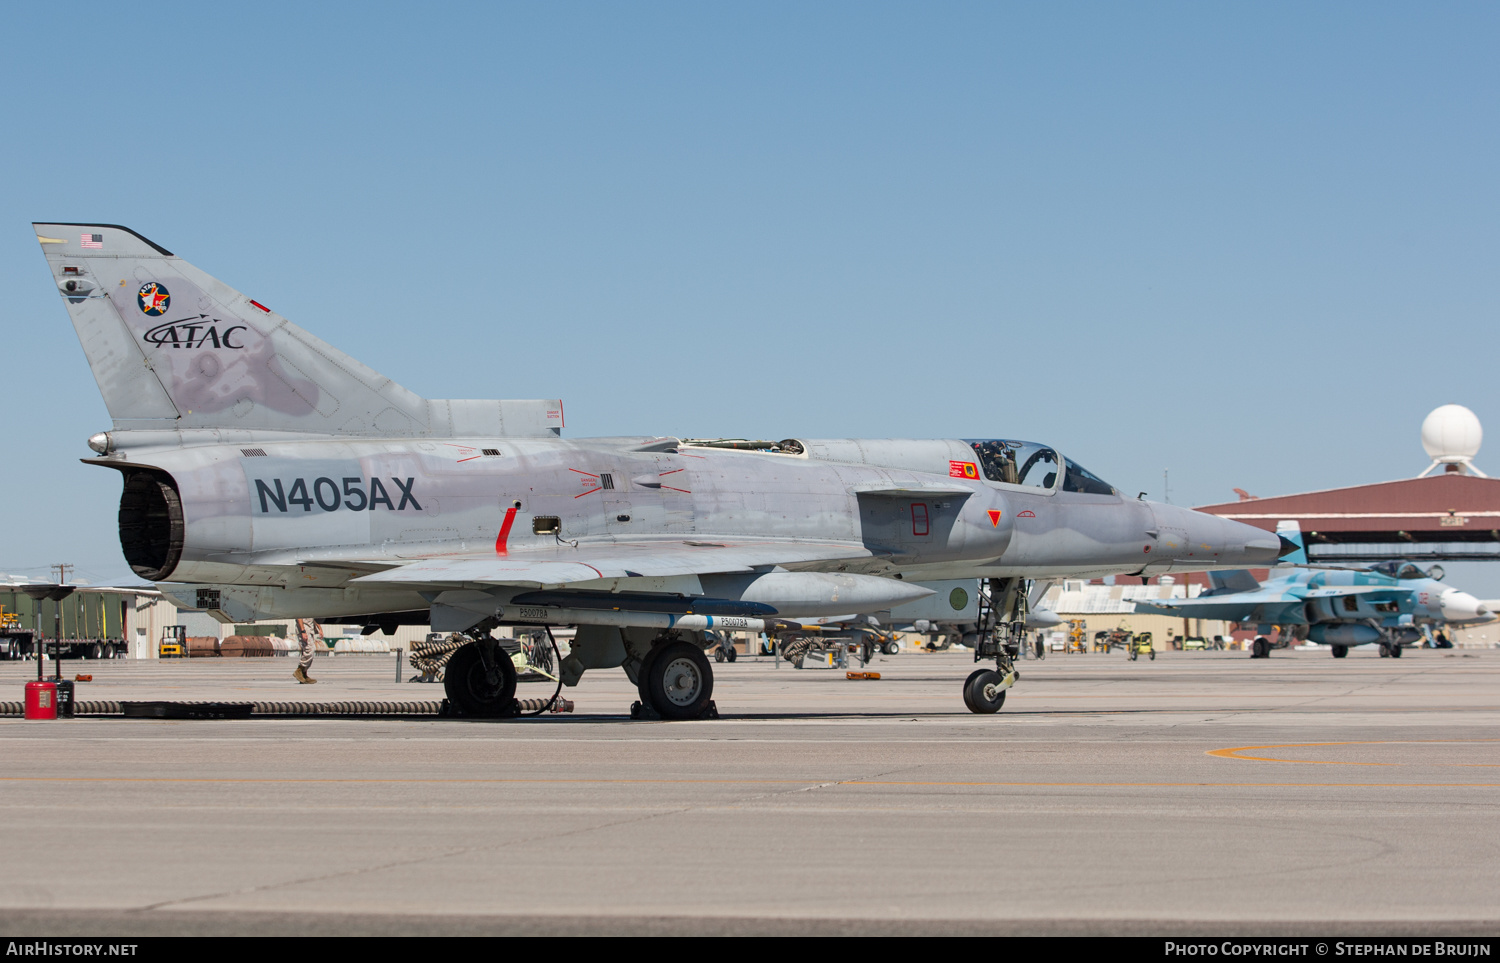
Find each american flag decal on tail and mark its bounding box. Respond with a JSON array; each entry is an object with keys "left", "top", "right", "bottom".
[{"left": 80, "top": 233, "right": 103, "bottom": 249}]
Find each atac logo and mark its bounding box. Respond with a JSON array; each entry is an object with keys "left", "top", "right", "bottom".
[
  {"left": 143, "top": 314, "right": 247, "bottom": 350},
  {"left": 137, "top": 282, "right": 170, "bottom": 316}
]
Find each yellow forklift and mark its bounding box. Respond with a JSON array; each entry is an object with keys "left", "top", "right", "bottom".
[{"left": 160, "top": 625, "right": 186, "bottom": 658}]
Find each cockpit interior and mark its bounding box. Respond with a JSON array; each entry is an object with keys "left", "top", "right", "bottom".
[
  {"left": 1370, "top": 561, "right": 1443, "bottom": 581},
  {"left": 967, "top": 440, "right": 1118, "bottom": 496}
]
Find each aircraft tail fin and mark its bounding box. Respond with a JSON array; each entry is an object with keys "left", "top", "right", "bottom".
[
  {"left": 33, "top": 223, "right": 562, "bottom": 438},
  {"left": 1275, "top": 519, "right": 1307, "bottom": 565}
]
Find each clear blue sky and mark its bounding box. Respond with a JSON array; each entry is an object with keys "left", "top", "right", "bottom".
[{"left": 4, "top": 2, "right": 1499, "bottom": 591}]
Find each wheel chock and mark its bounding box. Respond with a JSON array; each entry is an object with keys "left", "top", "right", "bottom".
[
  {"left": 846, "top": 671, "right": 881, "bottom": 680},
  {"left": 630, "top": 700, "right": 717, "bottom": 720}
]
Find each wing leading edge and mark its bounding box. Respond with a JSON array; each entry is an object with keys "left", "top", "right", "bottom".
[
  {"left": 349, "top": 538, "right": 875, "bottom": 588},
  {"left": 1132, "top": 594, "right": 1305, "bottom": 623}
]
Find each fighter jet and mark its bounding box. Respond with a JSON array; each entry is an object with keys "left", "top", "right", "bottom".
[
  {"left": 1133, "top": 523, "right": 1490, "bottom": 658},
  {"left": 33, "top": 222, "right": 1284, "bottom": 717}
]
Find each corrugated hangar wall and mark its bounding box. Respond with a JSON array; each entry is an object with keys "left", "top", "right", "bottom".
[{"left": 1197, "top": 472, "right": 1500, "bottom": 562}]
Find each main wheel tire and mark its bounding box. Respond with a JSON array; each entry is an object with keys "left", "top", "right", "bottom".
[
  {"left": 1390, "top": 643, "right": 1403, "bottom": 659},
  {"left": 644, "top": 641, "right": 714, "bottom": 720},
  {"left": 726, "top": 648, "right": 737, "bottom": 663},
  {"left": 443, "top": 642, "right": 518, "bottom": 717},
  {"left": 714, "top": 649, "right": 725, "bottom": 663},
  {"left": 1378, "top": 644, "right": 1390, "bottom": 658},
  {"left": 1252, "top": 638, "right": 1268, "bottom": 658},
  {"left": 636, "top": 643, "right": 665, "bottom": 708},
  {"left": 962, "top": 668, "right": 1007, "bottom": 714},
  {"left": 1332, "top": 645, "right": 1348, "bottom": 659}
]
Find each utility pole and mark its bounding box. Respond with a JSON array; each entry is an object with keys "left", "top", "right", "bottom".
[{"left": 51, "top": 564, "right": 73, "bottom": 641}]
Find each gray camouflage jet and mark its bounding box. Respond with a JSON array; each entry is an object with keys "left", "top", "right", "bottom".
[{"left": 34, "top": 222, "right": 1284, "bottom": 718}]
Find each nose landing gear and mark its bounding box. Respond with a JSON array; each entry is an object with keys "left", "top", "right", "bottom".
[{"left": 966, "top": 578, "right": 1026, "bottom": 714}]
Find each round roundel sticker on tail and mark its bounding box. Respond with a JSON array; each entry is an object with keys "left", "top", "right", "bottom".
[{"left": 138, "top": 282, "right": 170, "bottom": 316}]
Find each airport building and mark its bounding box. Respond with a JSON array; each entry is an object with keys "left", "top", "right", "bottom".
[
  {"left": 1039, "top": 578, "right": 1241, "bottom": 649},
  {"left": 1197, "top": 405, "right": 1500, "bottom": 563}
]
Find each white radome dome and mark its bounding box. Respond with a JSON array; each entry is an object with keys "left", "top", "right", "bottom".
[{"left": 1421, "top": 404, "right": 1482, "bottom": 462}]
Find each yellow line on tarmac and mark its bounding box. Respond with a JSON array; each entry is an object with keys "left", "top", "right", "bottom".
[
  {"left": 0, "top": 776, "right": 1495, "bottom": 788},
  {"left": 1208, "top": 740, "right": 1500, "bottom": 766}
]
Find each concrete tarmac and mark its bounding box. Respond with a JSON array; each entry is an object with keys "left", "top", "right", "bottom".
[{"left": 1, "top": 647, "right": 1497, "bottom": 936}]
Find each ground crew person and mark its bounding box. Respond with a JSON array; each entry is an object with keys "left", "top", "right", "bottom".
[{"left": 294, "top": 618, "right": 321, "bottom": 684}]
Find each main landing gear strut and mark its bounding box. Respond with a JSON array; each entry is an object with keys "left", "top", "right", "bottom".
[{"left": 964, "top": 577, "right": 1025, "bottom": 714}]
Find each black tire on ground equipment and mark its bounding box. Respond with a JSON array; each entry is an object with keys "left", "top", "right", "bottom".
[
  {"left": 1149, "top": 651, "right": 1155, "bottom": 661},
  {"left": 443, "top": 641, "right": 518, "bottom": 717},
  {"left": 644, "top": 641, "right": 715, "bottom": 720},
  {"left": 962, "top": 668, "right": 1007, "bottom": 714},
  {"left": 1128, "top": 649, "right": 1137, "bottom": 661},
  {"left": 1332, "top": 645, "right": 1348, "bottom": 658}
]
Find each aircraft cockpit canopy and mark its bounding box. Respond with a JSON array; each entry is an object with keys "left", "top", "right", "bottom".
[
  {"left": 1371, "top": 561, "right": 1442, "bottom": 581},
  {"left": 967, "top": 440, "right": 1118, "bottom": 496}
]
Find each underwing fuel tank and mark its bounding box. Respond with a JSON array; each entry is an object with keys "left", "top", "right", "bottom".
[
  {"left": 697, "top": 572, "right": 935, "bottom": 617},
  {"left": 1308, "top": 624, "right": 1382, "bottom": 646}
]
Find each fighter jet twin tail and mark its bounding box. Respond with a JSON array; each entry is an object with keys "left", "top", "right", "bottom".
[{"left": 34, "top": 222, "right": 1284, "bottom": 718}]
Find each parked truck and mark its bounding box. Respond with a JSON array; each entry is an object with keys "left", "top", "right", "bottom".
[{"left": 0, "top": 589, "right": 133, "bottom": 660}]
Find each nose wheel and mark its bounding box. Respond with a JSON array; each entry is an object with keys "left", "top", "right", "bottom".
[{"left": 963, "top": 668, "right": 1012, "bottom": 714}]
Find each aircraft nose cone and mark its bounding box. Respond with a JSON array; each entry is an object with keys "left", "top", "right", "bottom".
[
  {"left": 1148, "top": 504, "right": 1282, "bottom": 565},
  {"left": 1229, "top": 520, "right": 1283, "bottom": 565},
  {"left": 1441, "top": 591, "right": 1488, "bottom": 622}
]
